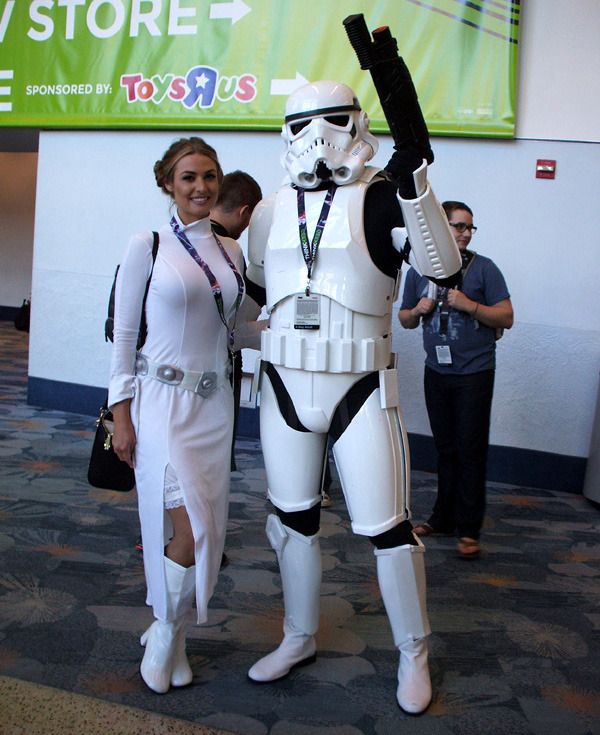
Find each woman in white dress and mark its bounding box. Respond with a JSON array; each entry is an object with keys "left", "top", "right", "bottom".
[{"left": 110, "top": 137, "right": 246, "bottom": 693}]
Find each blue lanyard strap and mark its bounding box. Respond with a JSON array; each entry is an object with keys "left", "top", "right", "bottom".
[
  {"left": 170, "top": 217, "right": 244, "bottom": 348},
  {"left": 297, "top": 182, "right": 337, "bottom": 295}
]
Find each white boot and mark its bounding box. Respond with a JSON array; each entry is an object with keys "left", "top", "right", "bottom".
[
  {"left": 248, "top": 618, "right": 317, "bottom": 682},
  {"left": 248, "top": 514, "right": 321, "bottom": 683},
  {"left": 168, "top": 562, "right": 196, "bottom": 687},
  {"left": 396, "top": 637, "right": 431, "bottom": 715},
  {"left": 139, "top": 619, "right": 178, "bottom": 694},
  {"left": 375, "top": 538, "right": 432, "bottom": 714},
  {"left": 140, "top": 556, "right": 195, "bottom": 694}
]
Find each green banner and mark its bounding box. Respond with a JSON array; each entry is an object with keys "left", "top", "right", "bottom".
[{"left": 0, "top": 0, "right": 520, "bottom": 137}]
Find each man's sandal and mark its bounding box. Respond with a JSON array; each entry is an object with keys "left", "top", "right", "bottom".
[
  {"left": 457, "top": 537, "right": 481, "bottom": 559},
  {"left": 413, "top": 523, "right": 436, "bottom": 537}
]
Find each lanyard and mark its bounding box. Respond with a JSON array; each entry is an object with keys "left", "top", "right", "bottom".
[
  {"left": 296, "top": 182, "right": 337, "bottom": 295},
  {"left": 436, "top": 287, "right": 450, "bottom": 336},
  {"left": 170, "top": 217, "right": 244, "bottom": 349},
  {"left": 436, "top": 250, "right": 476, "bottom": 336}
]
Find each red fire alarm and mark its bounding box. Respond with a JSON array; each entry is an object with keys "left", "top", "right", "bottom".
[{"left": 536, "top": 159, "right": 556, "bottom": 179}]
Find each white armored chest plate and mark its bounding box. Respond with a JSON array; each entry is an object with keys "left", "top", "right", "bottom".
[
  {"left": 262, "top": 169, "right": 398, "bottom": 373},
  {"left": 265, "top": 169, "right": 397, "bottom": 318}
]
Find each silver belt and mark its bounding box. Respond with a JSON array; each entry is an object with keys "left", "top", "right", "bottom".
[{"left": 135, "top": 354, "right": 230, "bottom": 397}]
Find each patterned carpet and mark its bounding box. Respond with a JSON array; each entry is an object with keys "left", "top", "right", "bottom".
[{"left": 0, "top": 320, "right": 599, "bottom": 735}]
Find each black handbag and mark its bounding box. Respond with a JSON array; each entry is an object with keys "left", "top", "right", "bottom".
[
  {"left": 87, "top": 403, "right": 135, "bottom": 491},
  {"left": 91, "top": 231, "right": 159, "bottom": 492}
]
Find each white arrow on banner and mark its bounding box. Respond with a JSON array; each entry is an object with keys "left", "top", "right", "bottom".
[
  {"left": 0, "top": 69, "right": 13, "bottom": 113},
  {"left": 209, "top": 0, "right": 251, "bottom": 25},
  {"left": 270, "top": 73, "right": 309, "bottom": 97}
]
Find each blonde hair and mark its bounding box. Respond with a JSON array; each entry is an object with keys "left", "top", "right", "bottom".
[{"left": 154, "top": 137, "right": 224, "bottom": 194}]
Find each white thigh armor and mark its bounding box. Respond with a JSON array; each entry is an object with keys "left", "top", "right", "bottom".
[
  {"left": 260, "top": 364, "right": 411, "bottom": 536},
  {"left": 259, "top": 367, "right": 329, "bottom": 512},
  {"left": 332, "top": 373, "right": 411, "bottom": 535}
]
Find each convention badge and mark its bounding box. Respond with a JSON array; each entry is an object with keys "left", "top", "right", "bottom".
[
  {"left": 435, "top": 345, "right": 452, "bottom": 365},
  {"left": 294, "top": 294, "right": 320, "bottom": 330}
]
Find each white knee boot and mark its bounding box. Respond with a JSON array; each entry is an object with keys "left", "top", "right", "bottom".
[
  {"left": 140, "top": 556, "right": 196, "bottom": 694},
  {"left": 248, "top": 514, "right": 321, "bottom": 682},
  {"left": 375, "top": 538, "right": 432, "bottom": 714}
]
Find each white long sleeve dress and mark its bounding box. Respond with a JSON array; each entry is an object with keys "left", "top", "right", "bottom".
[{"left": 108, "top": 215, "right": 244, "bottom": 623}]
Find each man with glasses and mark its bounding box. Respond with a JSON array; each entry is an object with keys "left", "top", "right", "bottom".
[{"left": 399, "top": 200, "right": 513, "bottom": 559}]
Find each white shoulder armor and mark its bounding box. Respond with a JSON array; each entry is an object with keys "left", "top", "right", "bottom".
[
  {"left": 247, "top": 193, "right": 276, "bottom": 289},
  {"left": 398, "top": 161, "right": 461, "bottom": 279}
]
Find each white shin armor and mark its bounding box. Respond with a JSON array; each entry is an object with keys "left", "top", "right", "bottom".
[
  {"left": 374, "top": 539, "right": 431, "bottom": 646},
  {"left": 266, "top": 513, "right": 321, "bottom": 635}
]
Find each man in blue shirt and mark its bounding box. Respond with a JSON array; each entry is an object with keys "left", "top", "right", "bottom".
[{"left": 399, "top": 201, "right": 513, "bottom": 558}]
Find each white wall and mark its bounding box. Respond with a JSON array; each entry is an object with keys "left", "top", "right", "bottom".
[
  {"left": 0, "top": 153, "right": 37, "bottom": 307},
  {"left": 516, "top": 0, "right": 600, "bottom": 142},
  {"left": 27, "top": 0, "right": 600, "bottom": 463}
]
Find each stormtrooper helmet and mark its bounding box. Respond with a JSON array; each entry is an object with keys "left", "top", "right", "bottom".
[{"left": 281, "top": 80, "right": 379, "bottom": 189}]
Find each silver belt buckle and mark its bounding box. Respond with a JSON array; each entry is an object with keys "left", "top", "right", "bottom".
[
  {"left": 195, "top": 371, "right": 217, "bottom": 397},
  {"left": 156, "top": 364, "right": 183, "bottom": 385},
  {"left": 135, "top": 354, "right": 149, "bottom": 376}
]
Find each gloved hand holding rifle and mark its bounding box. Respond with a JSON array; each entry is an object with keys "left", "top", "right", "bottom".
[{"left": 343, "top": 13, "right": 433, "bottom": 199}]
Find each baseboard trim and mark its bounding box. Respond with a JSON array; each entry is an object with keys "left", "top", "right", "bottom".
[
  {"left": 28, "top": 377, "right": 107, "bottom": 417},
  {"left": 0, "top": 307, "right": 19, "bottom": 321},
  {"left": 26, "top": 376, "right": 587, "bottom": 494},
  {"left": 407, "top": 432, "right": 586, "bottom": 495}
]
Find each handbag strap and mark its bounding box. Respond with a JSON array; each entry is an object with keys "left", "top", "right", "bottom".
[
  {"left": 138, "top": 231, "right": 159, "bottom": 349},
  {"left": 96, "top": 406, "right": 114, "bottom": 450},
  {"left": 105, "top": 231, "right": 159, "bottom": 345}
]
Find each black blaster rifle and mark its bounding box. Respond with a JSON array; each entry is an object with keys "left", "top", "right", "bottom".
[{"left": 343, "top": 13, "right": 434, "bottom": 169}]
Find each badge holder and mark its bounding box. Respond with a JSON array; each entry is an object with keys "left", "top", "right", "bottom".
[{"left": 294, "top": 294, "right": 320, "bottom": 330}]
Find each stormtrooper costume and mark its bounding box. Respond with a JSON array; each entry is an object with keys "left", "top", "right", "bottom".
[{"left": 245, "top": 81, "right": 461, "bottom": 714}]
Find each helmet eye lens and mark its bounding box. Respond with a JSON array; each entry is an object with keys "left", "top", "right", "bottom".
[
  {"left": 289, "top": 114, "right": 351, "bottom": 137},
  {"left": 324, "top": 114, "right": 350, "bottom": 128},
  {"left": 290, "top": 120, "right": 311, "bottom": 136}
]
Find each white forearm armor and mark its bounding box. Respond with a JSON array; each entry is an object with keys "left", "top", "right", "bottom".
[{"left": 396, "top": 160, "right": 461, "bottom": 279}]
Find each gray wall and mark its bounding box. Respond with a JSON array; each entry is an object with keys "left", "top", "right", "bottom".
[{"left": 0, "top": 153, "right": 37, "bottom": 309}]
